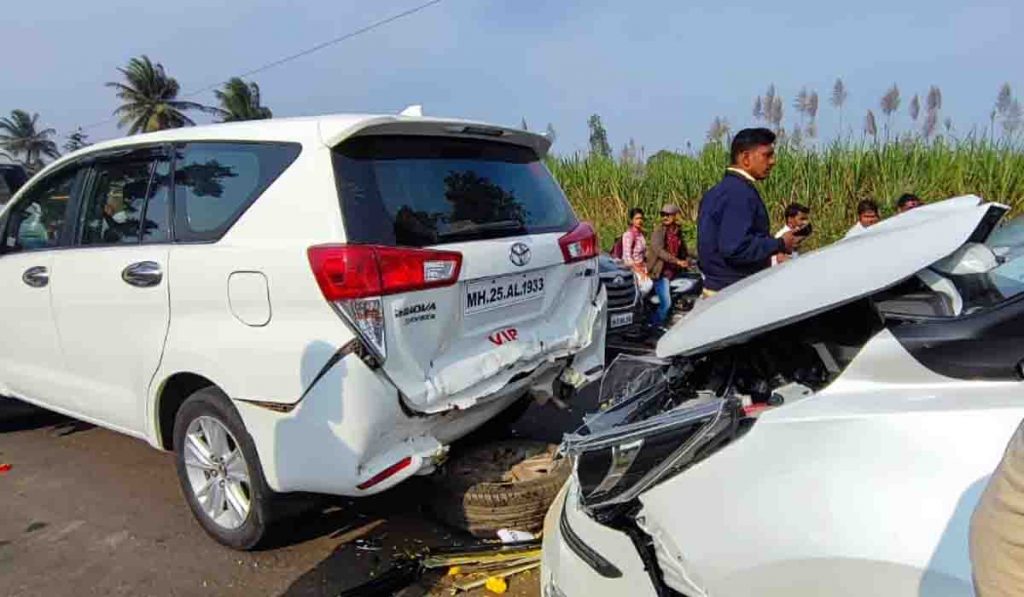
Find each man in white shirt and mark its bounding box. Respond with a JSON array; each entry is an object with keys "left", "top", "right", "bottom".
[
  {"left": 845, "top": 199, "right": 881, "bottom": 239},
  {"left": 772, "top": 202, "right": 810, "bottom": 266}
]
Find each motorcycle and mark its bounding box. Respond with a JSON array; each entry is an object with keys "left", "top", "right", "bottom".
[
  {"left": 645, "top": 271, "right": 704, "bottom": 328},
  {"left": 599, "top": 254, "right": 703, "bottom": 345}
]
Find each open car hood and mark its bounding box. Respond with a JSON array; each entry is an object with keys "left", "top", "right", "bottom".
[{"left": 657, "top": 195, "right": 1007, "bottom": 358}]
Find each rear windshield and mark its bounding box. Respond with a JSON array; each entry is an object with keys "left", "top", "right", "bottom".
[{"left": 333, "top": 135, "right": 576, "bottom": 246}]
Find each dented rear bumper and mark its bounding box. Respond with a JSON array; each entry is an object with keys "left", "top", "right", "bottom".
[{"left": 419, "top": 284, "right": 607, "bottom": 412}]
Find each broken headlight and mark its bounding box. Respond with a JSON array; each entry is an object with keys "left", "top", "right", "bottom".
[{"left": 561, "top": 355, "right": 743, "bottom": 515}]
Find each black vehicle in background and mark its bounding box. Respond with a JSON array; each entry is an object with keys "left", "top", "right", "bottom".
[
  {"left": 599, "top": 253, "right": 644, "bottom": 337},
  {"left": 600, "top": 253, "right": 704, "bottom": 346},
  {"left": 0, "top": 164, "right": 28, "bottom": 206}
]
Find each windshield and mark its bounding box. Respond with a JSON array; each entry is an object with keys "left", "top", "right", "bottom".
[
  {"left": 332, "top": 135, "right": 576, "bottom": 247},
  {"left": 947, "top": 215, "right": 1024, "bottom": 313}
]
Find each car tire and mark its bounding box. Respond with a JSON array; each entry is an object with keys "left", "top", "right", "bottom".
[
  {"left": 431, "top": 440, "right": 570, "bottom": 538},
  {"left": 172, "top": 387, "right": 273, "bottom": 550}
]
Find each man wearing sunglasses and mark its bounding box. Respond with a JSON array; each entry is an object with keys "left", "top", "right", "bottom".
[
  {"left": 646, "top": 203, "right": 690, "bottom": 328},
  {"left": 697, "top": 127, "right": 803, "bottom": 295}
]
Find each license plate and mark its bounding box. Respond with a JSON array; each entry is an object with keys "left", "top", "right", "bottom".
[
  {"left": 610, "top": 311, "right": 633, "bottom": 328},
  {"left": 465, "top": 272, "right": 545, "bottom": 315}
]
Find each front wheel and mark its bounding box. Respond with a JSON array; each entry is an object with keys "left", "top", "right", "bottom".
[{"left": 173, "top": 387, "right": 273, "bottom": 550}]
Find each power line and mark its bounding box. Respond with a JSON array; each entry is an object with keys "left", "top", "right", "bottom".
[
  {"left": 183, "top": 0, "right": 444, "bottom": 98},
  {"left": 80, "top": 0, "right": 444, "bottom": 132}
]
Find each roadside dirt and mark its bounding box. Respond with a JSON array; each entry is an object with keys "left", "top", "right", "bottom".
[{"left": 0, "top": 387, "right": 600, "bottom": 596}]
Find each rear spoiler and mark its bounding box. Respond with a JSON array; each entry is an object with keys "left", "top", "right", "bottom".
[{"left": 319, "top": 116, "right": 553, "bottom": 158}]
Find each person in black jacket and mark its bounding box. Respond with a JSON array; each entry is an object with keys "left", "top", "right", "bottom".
[{"left": 697, "top": 128, "right": 802, "bottom": 293}]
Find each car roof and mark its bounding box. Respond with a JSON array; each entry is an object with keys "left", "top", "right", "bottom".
[
  {"left": 656, "top": 196, "right": 1008, "bottom": 358},
  {"left": 43, "top": 113, "right": 551, "bottom": 174}
]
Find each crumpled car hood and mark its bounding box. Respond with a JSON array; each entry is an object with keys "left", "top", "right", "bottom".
[{"left": 657, "top": 195, "right": 1005, "bottom": 358}]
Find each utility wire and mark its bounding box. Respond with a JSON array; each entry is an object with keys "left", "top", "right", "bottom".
[
  {"left": 183, "top": 0, "right": 444, "bottom": 98},
  {"left": 80, "top": 0, "right": 443, "bottom": 132}
]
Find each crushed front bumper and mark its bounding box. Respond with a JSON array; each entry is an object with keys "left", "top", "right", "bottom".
[{"left": 541, "top": 481, "right": 656, "bottom": 597}]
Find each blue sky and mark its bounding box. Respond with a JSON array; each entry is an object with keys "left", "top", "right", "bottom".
[{"left": 3, "top": 0, "right": 1022, "bottom": 155}]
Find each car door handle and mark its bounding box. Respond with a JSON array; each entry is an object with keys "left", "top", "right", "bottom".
[
  {"left": 122, "top": 261, "right": 163, "bottom": 288},
  {"left": 22, "top": 266, "right": 49, "bottom": 288}
]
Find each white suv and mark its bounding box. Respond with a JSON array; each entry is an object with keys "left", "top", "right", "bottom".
[{"left": 0, "top": 113, "right": 606, "bottom": 549}]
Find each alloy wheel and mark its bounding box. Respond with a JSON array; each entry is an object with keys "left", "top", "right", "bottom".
[{"left": 182, "top": 416, "right": 251, "bottom": 530}]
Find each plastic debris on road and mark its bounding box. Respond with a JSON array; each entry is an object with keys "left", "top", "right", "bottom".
[
  {"left": 496, "top": 528, "right": 535, "bottom": 543},
  {"left": 484, "top": 576, "right": 508, "bottom": 594}
]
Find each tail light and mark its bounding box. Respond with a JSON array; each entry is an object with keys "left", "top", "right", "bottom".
[
  {"left": 559, "top": 222, "right": 598, "bottom": 264},
  {"left": 308, "top": 244, "right": 463, "bottom": 360}
]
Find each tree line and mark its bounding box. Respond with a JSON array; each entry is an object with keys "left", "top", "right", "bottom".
[
  {"left": 584, "top": 79, "right": 1024, "bottom": 161},
  {"left": 4, "top": 59, "right": 1023, "bottom": 174},
  {"left": 0, "top": 55, "right": 272, "bottom": 172}
]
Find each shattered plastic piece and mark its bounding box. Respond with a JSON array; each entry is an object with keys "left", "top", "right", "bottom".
[
  {"left": 559, "top": 367, "right": 587, "bottom": 389},
  {"left": 422, "top": 543, "right": 541, "bottom": 569},
  {"left": 452, "top": 561, "right": 541, "bottom": 591},
  {"left": 0, "top": 463, "right": 11, "bottom": 474},
  {"left": 447, "top": 566, "right": 461, "bottom": 576},
  {"left": 355, "top": 538, "right": 382, "bottom": 552},
  {"left": 496, "top": 529, "right": 535, "bottom": 543},
  {"left": 484, "top": 576, "right": 508, "bottom": 594}
]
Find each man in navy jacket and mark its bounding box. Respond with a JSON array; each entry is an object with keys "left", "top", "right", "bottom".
[{"left": 697, "top": 128, "right": 802, "bottom": 292}]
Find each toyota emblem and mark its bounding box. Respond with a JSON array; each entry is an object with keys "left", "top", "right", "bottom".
[{"left": 509, "top": 243, "right": 531, "bottom": 267}]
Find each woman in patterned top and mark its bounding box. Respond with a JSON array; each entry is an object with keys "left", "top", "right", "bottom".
[{"left": 621, "top": 207, "right": 648, "bottom": 272}]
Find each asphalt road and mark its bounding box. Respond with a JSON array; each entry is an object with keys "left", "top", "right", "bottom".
[{"left": 0, "top": 380, "right": 605, "bottom": 597}]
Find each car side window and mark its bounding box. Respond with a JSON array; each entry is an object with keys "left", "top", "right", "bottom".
[
  {"left": 79, "top": 158, "right": 154, "bottom": 246},
  {"left": 142, "top": 159, "right": 172, "bottom": 243},
  {"left": 172, "top": 142, "right": 300, "bottom": 242},
  {"left": 2, "top": 167, "right": 79, "bottom": 253}
]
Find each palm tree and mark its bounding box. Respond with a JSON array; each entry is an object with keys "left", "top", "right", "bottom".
[
  {"left": 107, "top": 55, "right": 214, "bottom": 134},
  {"left": 0, "top": 110, "right": 60, "bottom": 171},
  {"left": 213, "top": 77, "right": 273, "bottom": 122}
]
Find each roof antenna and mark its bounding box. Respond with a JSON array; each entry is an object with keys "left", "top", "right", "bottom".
[{"left": 399, "top": 104, "right": 423, "bottom": 117}]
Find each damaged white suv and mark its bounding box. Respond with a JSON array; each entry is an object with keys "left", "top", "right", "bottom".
[
  {"left": 544, "top": 196, "right": 1024, "bottom": 596},
  {"left": 0, "top": 113, "right": 606, "bottom": 549}
]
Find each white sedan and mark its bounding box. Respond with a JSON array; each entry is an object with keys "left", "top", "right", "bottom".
[{"left": 543, "top": 196, "right": 1023, "bottom": 596}]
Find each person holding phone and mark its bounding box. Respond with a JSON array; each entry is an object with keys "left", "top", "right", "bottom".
[
  {"left": 772, "top": 202, "right": 812, "bottom": 266},
  {"left": 697, "top": 128, "right": 802, "bottom": 295}
]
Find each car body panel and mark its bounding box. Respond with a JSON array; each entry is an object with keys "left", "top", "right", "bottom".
[
  {"left": 380, "top": 236, "right": 604, "bottom": 413},
  {"left": 0, "top": 251, "right": 69, "bottom": 403},
  {"left": 234, "top": 350, "right": 549, "bottom": 494},
  {"left": 1, "top": 114, "right": 604, "bottom": 500},
  {"left": 50, "top": 244, "right": 171, "bottom": 433},
  {"left": 546, "top": 197, "right": 1024, "bottom": 596},
  {"left": 657, "top": 196, "right": 1001, "bottom": 358},
  {"left": 542, "top": 483, "right": 659, "bottom": 597},
  {"left": 548, "top": 328, "right": 1024, "bottom": 596}
]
